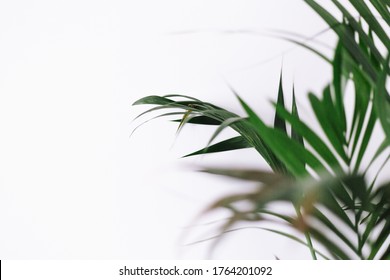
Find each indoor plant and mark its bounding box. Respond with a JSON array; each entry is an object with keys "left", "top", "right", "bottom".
[{"left": 133, "top": 0, "right": 390, "bottom": 259}]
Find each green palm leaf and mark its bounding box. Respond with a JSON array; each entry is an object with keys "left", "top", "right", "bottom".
[{"left": 132, "top": 0, "right": 390, "bottom": 259}]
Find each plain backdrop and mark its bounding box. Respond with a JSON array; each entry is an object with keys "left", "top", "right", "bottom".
[{"left": 1, "top": 0, "right": 382, "bottom": 259}]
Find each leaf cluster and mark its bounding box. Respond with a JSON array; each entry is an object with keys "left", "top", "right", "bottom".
[{"left": 132, "top": 0, "right": 390, "bottom": 259}]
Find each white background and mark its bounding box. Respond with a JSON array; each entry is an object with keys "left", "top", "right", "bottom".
[{"left": 0, "top": 0, "right": 380, "bottom": 259}]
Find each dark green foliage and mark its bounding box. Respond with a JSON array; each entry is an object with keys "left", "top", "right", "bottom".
[{"left": 132, "top": 0, "right": 390, "bottom": 259}]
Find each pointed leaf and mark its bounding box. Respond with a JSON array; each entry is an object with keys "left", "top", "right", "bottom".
[
  {"left": 309, "top": 92, "right": 349, "bottom": 164},
  {"left": 183, "top": 136, "right": 251, "bottom": 157},
  {"left": 275, "top": 101, "right": 342, "bottom": 172},
  {"left": 201, "top": 168, "right": 285, "bottom": 184},
  {"left": 274, "top": 72, "right": 287, "bottom": 134},
  {"left": 291, "top": 88, "right": 304, "bottom": 146},
  {"left": 304, "top": 0, "right": 377, "bottom": 81},
  {"left": 374, "top": 56, "right": 390, "bottom": 141},
  {"left": 348, "top": 0, "right": 390, "bottom": 49},
  {"left": 369, "top": 0, "right": 390, "bottom": 26}
]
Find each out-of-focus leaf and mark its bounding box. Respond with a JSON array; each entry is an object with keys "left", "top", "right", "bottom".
[
  {"left": 353, "top": 110, "right": 377, "bottom": 174},
  {"left": 253, "top": 227, "right": 331, "bottom": 260},
  {"left": 312, "top": 208, "right": 358, "bottom": 256},
  {"left": 369, "top": 0, "right": 390, "bottom": 26},
  {"left": 332, "top": 0, "right": 384, "bottom": 66},
  {"left": 291, "top": 87, "right": 304, "bottom": 146},
  {"left": 309, "top": 91, "right": 349, "bottom": 164},
  {"left": 201, "top": 168, "right": 285, "bottom": 184},
  {"left": 348, "top": 0, "right": 390, "bottom": 50},
  {"left": 185, "top": 226, "right": 331, "bottom": 260},
  {"left": 304, "top": 0, "right": 377, "bottom": 81},
  {"left": 332, "top": 42, "right": 347, "bottom": 134},
  {"left": 274, "top": 34, "right": 332, "bottom": 63},
  {"left": 132, "top": 0, "right": 390, "bottom": 258},
  {"left": 349, "top": 68, "right": 372, "bottom": 170},
  {"left": 380, "top": 245, "right": 390, "bottom": 260},
  {"left": 364, "top": 139, "right": 390, "bottom": 174},
  {"left": 374, "top": 56, "right": 390, "bottom": 141},
  {"left": 368, "top": 220, "right": 390, "bottom": 259},
  {"left": 237, "top": 94, "right": 321, "bottom": 177},
  {"left": 322, "top": 86, "right": 346, "bottom": 146},
  {"left": 361, "top": 199, "right": 383, "bottom": 247},
  {"left": 306, "top": 225, "right": 351, "bottom": 259},
  {"left": 274, "top": 102, "right": 342, "bottom": 172},
  {"left": 316, "top": 185, "right": 355, "bottom": 230}
]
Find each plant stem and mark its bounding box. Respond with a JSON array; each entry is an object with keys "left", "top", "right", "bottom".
[
  {"left": 304, "top": 229, "right": 318, "bottom": 260},
  {"left": 352, "top": 190, "right": 364, "bottom": 259},
  {"left": 354, "top": 214, "right": 364, "bottom": 259},
  {"left": 294, "top": 204, "right": 317, "bottom": 260}
]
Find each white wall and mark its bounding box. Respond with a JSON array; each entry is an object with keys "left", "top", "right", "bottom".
[{"left": 0, "top": 0, "right": 350, "bottom": 259}]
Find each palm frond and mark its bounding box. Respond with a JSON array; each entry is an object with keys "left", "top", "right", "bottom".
[{"left": 132, "top": 0, "right": 390, "bottom": 259}]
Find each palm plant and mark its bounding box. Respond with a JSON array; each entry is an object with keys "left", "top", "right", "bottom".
[{"left": 132, "top": 0, "right": 390, "bottom": 259}]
